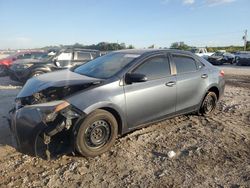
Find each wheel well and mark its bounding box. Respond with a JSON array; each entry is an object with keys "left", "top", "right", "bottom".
[
  {"left": 32, "top": 68, "right": 50, "bottom": 73},
  {"left": 208, "top": 86, "right": 219, "bottom": 99},
  {"left": 100, "top": 107, "right": 123, "bottom": 135}
]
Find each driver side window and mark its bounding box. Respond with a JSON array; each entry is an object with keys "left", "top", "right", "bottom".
[{"left": 134, "top": 56, "right": 171, "bottom": 80}]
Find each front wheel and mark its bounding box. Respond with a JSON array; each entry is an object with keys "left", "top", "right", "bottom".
[
  {"left": 75, "top": 109, "right": 118, "bottom": 157},
  {"left": 199, "top": 92, "right": 217, "bottom": 116}
]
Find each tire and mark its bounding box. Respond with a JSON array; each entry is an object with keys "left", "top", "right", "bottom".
[
  {"left": 75, "top": 109, "right": 118, "bottom": 157},
  {"left": 0, "top": 65, "right": 7, "bottom": 77},
  {"left": 199, "top": 92, "right": 217, "bottom": 116},
  {"left": 30, "top": 70, "right": 45, "bottom": 78}
]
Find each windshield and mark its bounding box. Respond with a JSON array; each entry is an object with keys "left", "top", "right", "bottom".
[
  {"left": 190, "top": 49, "right": 199, "bottom": 53},
  {"left": 74, "top": 52, "right": 140, "bottom": 79},
  {"left": 212, "top": 52, "right": 224, "bottom": 56}
]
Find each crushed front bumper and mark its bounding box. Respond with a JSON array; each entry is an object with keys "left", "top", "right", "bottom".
[
  {"left": 10, "top": 107, "right": 47, "bottom": 156},
  {"left": 10, "top": 102, "right": 83, "bottom": 159}
]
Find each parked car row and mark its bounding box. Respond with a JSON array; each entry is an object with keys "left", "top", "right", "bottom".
[
  {"left": 0, "top": 51, "right": 47, "bottom": 76},
  {"left": 2, "top": 48, "right": 249, "bottom": 82},
  {"left": 207, "top": 51, "right": 235, "bottom": 65},
  {"left": 0, "top": 48, "right": 102, "bottom": 83},
  {"left": 189, "top": 48, "right": 250, "bottom": 66}
]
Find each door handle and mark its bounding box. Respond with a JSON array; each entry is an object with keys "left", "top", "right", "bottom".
[
  {"left": 165, "top": 81, "right": 176, "bottom": 87},
  {"left": 201, "top": 74, "right": 208, "bottom": 79}
]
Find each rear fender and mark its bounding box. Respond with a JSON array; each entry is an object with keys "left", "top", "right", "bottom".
[{"left": 198, "top": 83, "right": 222, "bottom": 110}]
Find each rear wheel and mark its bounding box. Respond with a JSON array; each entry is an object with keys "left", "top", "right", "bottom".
[
  {"left": 199, "top": 92, "right": 217, "bottom": 116},
  {"left": 75, "top": 109, "right": 118, "bottom": 157}
]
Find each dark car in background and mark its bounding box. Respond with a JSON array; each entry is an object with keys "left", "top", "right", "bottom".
[
  {"left": 233, "top": 51, "right": 250, "bottom": 66},
  {"left": 207, "top": 51, "right": 235, "bottom": 65},
  {"left": 0, "top": 51, "right": 46, "bottom": 76},
  {"left": 8, "top": 48, "right": 101, "bottom": 83},
  {"left": 10, "top": 49, "right": 225, "bottom": 159}
]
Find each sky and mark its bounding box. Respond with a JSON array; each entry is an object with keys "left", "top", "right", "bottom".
[{"left": 0, "top": 0, "right": 249, "bottom": 49}]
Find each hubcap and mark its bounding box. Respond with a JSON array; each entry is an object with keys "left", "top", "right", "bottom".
[{"left": 85, "top": 120, "right": 111, "bottom": 148}]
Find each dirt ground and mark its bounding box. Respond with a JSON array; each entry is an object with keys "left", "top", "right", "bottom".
[{"left": 0, "top": 65, "right": 249, "bottom": 188}]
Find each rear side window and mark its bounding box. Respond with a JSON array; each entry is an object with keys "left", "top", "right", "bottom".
[
  {"left": 17, "top": 53, "right": 32, "bottom": 59},
  {"left": 57, "top": 52, "right": 72, "bottom": 60},
  {"left": 75, "top": 52, "right": 92, "bottom": 60},
  {"left": 172, "top": 55, "right": 197, "bottom": 74},
  {"left": 134, "top": 56, "right": 171, "bottom": 80},
  {"left": 31, "top": 53, "right": 48, "bottom": 59}
]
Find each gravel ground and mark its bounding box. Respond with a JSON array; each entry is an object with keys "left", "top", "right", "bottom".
[{"left": 0, "top": 67, "right": 249, "bottom": 188}]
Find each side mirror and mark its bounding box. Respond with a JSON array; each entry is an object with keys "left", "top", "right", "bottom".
[{"left": 125, "top": 73, "right": 147, "bottom": 84}]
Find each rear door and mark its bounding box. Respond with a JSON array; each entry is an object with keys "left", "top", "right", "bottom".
[
  {"left": 171, "top": 53, "right": 208, "bottom": 112},
  {"left": 124, "top": 53, "right": 177, "bottom": 128}
]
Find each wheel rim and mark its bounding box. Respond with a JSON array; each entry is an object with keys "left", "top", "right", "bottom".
[
  {"left": 32, "top": 72, "right": 42, "bottom": 77},
  {"left": 85, "top": 120, "right": 111, "bottom": 149},
  {"left": 204, "top": 95, "right": 215, "bottom": 113}
]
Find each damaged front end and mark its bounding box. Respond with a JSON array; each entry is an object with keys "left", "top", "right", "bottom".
[
  {"left": 10, "top": 100, "right": 85, "bottom": 159},
  {"left": 10, "top": 70, "right": 103, "bottom": 159}
]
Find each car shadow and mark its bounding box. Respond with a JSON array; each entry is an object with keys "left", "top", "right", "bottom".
[
  {"left": 0, "top": 76, "right": 21, "bottom": 152},
  {"left": 0, "top": 76, "right": 23, "bottom": 87},
  {"left": 0, "top": 115, "right": 17, "bottom": 148}
]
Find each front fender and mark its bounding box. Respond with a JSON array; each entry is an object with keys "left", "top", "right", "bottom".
[
  {"left": 66, "top": 80, "right": 128, "bottom": 134},
  {"left": 75, "top": 101, "right": 128, "bottom": 135}
]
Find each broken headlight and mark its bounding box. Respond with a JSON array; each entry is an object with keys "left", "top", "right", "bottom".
[
  {"left": 44, "top": 101, "right": 81, "bottom": 123},
  {"left": 15, "top": 99, "right": 22, "bottom": 110},
  {"left": 31, "top": 100, "right": 80, "bottom": 123}
]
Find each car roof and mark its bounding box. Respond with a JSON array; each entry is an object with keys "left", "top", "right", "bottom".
[
  {"left": 63, "top": 48, "right": 100, "bottom": 53},
  {"left": 114, "top": 49, "right": 194, "bottom": 56}
]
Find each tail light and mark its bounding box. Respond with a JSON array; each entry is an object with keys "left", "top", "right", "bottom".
[{"left": 219, "top": 70, "right": 225, "bottom": 77}]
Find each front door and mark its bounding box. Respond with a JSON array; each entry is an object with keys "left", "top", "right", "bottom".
[{"left": 124, "top": 54, "right": 177, "bottom": 128}]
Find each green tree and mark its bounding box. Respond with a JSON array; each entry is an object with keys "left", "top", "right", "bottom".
[
  {"left": 148, "top": 44, "right": 155, "bottom": 49},
  {"left": 127, "top": 45, "right": 135, "bottom": 49},
  {"left": 170, "top": 42, "right": 190, "bottom": 50}
]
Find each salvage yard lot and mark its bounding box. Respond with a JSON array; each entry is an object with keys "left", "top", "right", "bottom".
[{"left": 0, "top": 66, "right": 249, "bottom": 187}]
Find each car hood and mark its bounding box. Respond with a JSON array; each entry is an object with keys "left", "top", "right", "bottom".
[
  {"left": 209, "top": 56, "right": 223, "bottom": 59},
  {"left": 17, "top": 70, "right": 102, "bottom": 98}
]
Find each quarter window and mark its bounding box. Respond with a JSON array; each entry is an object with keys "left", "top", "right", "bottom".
[
  {"left": 75, "top": 52, "right": 92, "bottom": 60},
  {"left": 173, "top": 55, "right": 197, "bottom": 74},
  {"left": 134, "top": 56, "right": 171, "bottom": 80}
]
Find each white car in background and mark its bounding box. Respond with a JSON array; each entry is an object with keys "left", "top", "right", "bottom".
[{"left": 191, "top": 48, "right": 214, "bottom": 59}]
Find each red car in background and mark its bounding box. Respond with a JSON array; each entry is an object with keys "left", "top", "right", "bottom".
[{"left": 0, "top": 51, "right": 45, "bottom": 76}]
